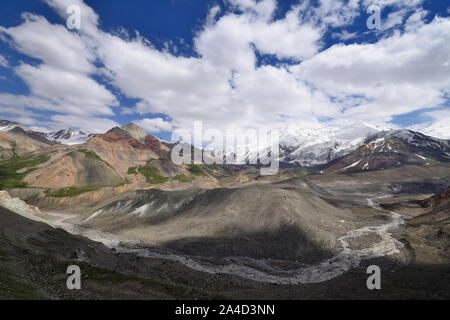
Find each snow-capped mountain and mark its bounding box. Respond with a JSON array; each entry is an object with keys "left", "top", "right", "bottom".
[
  {"left": 0, "top": 120, "right": 28, "bottom": 132},
  {"left": 242, "top": 123, "right": 388, "bottom": 167},
  {"left": 324, "top": 129, "right": 450, "bottom": 172},
  {"left": 1, "top": 120, "right": 91, "bottom": 146},
  {"left": 44, "top": 129, "right": 93, "bottom": 145}
]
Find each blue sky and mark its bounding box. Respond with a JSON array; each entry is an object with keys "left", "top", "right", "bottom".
[{"left": 0, "top": 0, "right": 449, "bottom": 139}]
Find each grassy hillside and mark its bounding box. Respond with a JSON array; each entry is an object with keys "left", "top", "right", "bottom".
[
  {"left": 138, "top": 166, "right": 169, "bottom": 184},
  {"left": 0, "top": 154, "right": 50, "bottom": 189}
]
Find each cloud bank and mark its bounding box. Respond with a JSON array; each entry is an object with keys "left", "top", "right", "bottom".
[{"left": 0, "top": 0, "right": 448, "bottom": 137}]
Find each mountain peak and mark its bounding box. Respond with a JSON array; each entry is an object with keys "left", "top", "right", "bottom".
[
  {"left": 121, "top": 122, "right": 149, "bottom": 142},
  {"left": 122, "top": 122, "right": 139, "bottom": 128},
  {"left": 324, "top": 128, "right": 450, "bottom": 172},
  {"left": 0, "top": 120, "right": 28, "bottom": 132},
  {"left": 44, "top": 128, "right": 93, "bottom": 145}
]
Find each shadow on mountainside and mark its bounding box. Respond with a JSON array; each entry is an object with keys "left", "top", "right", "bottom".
[{"left": 1, "top": 203, "right": 450, "bottom": 300}]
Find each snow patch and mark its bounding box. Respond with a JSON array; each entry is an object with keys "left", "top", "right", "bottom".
[
  {"left": 340, "top": 159, "right": 362, "bottom": 171},
  {"left": 132, "top": 204, "right": 150, "bottom": 217},
  {"left": 415, "top": 154, "right": 427, "bottom": 160}
]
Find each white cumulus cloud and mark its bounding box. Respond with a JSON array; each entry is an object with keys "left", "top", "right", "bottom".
[
  {"left": 0, "top": 0, "right": 447, "bottom": 138},
  {"left": 134, "top": 118, "right": 174, "bottom": 133}
]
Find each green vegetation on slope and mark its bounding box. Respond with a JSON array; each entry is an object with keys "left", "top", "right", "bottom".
[
  {"left": 78, "top": 149, "right": 113, "bottom": 168},
  {"left": 188, "top": 164, "right": 206, "bottom": 176},
  {"left": 127, "top": 167, "right": 138, "bottom": 175},
  {"left": 45, "top": 179, "right": 130, "bottom": 198},
  {"left": 134, "top": 165, "right": 197, "bottom": 184},
  {"left": 172, "top": 174, "right": 195, "bottom": 183},
  {"left": 45, "top": 185, "right": 103, "bottom": 198},
  {"left": 0, "top": 154, "right": 50, "bottom": 189},
  {"left": 138, "top": 167, "right": 169, "bottom": 184}
]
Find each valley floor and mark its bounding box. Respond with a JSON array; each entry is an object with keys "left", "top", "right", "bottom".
[{"left": 1, "top": 166, "right": 450, "bottom": 300}]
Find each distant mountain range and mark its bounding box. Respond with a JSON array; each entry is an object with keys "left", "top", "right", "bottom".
[
  {"left": 237, "top": 123, "right": 450, "bottom": 171},
  {"left": 0, "top": 120, "right": 92, "bottom": 146},
  {"left": 246, "top": 123, "right": 382, "bottom": 167},
  {"left": 1, "top": 119, "right": 449, "bottom": 175},
  {"left": 44, "top": 129, "right": 93, "bottom": 146}
]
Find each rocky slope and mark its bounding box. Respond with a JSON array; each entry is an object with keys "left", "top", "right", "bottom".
[
  {"left": 0, "top": 122, "right": 55, "bottom": 159},
  {"left": 0, "top": 190, "right": 42, "bottom": 219},
  {"left": 120, "top": 123, "right": 149, "bottom": 143},
  {"left": 0, "top": 200, "right": 224, "bottom": 299},
  {"left": 86, "top": 123, "right": 169, "bottom": 173},
  {"left": 407, "top": 186, "right": 450, "bottom": 228},
  {"left": 23, "top": 150, "right": 123, "bottom": 189},
  {"left": 79, "top": 179, "right": 369, "bottom": 261},
  {"left": 419, "top": 186, "right": 450, "bottom": 213},
  {"left": 402, "top": 187, "right": 450, "bottom": 266}
]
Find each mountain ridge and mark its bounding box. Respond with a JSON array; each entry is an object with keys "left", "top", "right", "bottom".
[
  {"left": 44, "top": 129, "right": 94, "bottom": 146},
  {"left": 323, "top": 129, "right": 450, "bottom": 172}
]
